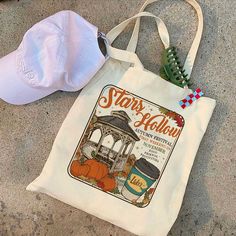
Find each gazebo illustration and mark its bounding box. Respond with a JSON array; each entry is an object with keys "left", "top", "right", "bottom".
[{"left": 80, "top": 110, "right": 140, "bottom": 172}]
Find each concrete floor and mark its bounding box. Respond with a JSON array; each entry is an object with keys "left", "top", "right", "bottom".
[{"left": 0, "top": 0, "right": 235, "bottom": 235}]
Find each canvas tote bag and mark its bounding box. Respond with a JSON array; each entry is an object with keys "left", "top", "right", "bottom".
[{"left": 27, "top": 0, "right": 216, "bottom": 235}]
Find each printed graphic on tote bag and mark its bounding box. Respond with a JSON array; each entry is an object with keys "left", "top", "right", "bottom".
[{"left": 68, "top": 85, "right": 184, "bottom": 207}]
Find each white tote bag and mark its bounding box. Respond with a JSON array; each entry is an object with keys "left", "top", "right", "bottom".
[{"left": 27, "top": 0, "right": 216, "bottom": 235}]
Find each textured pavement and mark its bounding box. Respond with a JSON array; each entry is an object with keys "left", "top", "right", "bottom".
[{"left": 0, "top": 0, "right": 236, "bottom": 235}]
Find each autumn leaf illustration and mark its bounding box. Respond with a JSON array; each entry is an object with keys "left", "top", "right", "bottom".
[
  {"left": 174, "top": 114, "right": 184, "bottom": 127},
  {"left": 159, "top": 107, "right": 169, "bottom": 115}
]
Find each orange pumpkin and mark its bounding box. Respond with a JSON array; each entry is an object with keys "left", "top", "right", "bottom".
[
  {"left": 84, "top": 159, "right": 109, "bottom": 180},
  {"left": 70, "top": 160, "right": 81, "bottom": 177},
  {"left": 70, "top": 160, "right": 90, "bottom": 177},
  {"left": 97, "top": 175, "right": 117, "bottom": 192},
  {"left": 78, "top": 164, "right": 90, "bottom": 177}
]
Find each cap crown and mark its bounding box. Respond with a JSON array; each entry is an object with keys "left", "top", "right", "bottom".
[{"left": 16, "top": 10, "right": 105, "bottom": 91}]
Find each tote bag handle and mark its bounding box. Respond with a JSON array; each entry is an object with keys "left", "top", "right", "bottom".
[
  {"left": 107, "top": 0, "right": 203, "bottom": 79},
  {"left": 105, "top": 11, "right": 170, "bottom": 69},
  {"left": 106, "top": 11, "right": 170, "bottom": 50}
]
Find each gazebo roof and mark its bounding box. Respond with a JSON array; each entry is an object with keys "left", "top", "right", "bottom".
[
  {"left": 111, "top": 110, "right": 132, "bottom": 123},
  {"left": 97, "top": 111, "right": 140, "bottom": 141}
]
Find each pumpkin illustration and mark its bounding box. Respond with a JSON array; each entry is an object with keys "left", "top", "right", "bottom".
[
  {"left": 97, "top": 175, "right": 117, "bottom": 192},
  {"left": 70, "top": 160, "right": 81, "bottom": 177},
  {"left": 84, "top": 159, "right": 109, "bottom": 180},
  {"left": 70, "top": 160, "right": 90, "bottom": 177},
  {"left": 78, "top": 164, "right": 90, "bottom": 177}
]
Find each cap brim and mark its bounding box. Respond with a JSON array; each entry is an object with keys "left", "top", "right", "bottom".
[{"left": 0, "top": 51, "right": 57, "bottom": 105}]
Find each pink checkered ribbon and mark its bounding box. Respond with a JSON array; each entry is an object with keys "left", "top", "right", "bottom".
[{"left": 179, "top": 88, "right": 204, "bottom": 109}]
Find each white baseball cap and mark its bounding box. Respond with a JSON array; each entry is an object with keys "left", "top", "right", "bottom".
[{"left": 0, "top": 10, "right": 106, "bottom": 105}]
